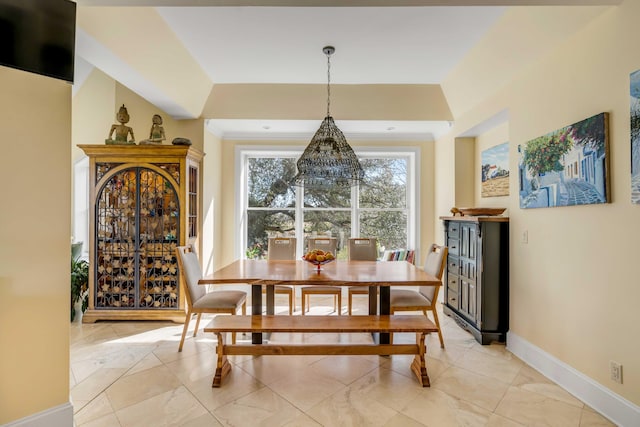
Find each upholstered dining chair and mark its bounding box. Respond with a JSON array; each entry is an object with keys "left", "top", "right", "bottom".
[
  {"left": 390, "top": 243, "right": 448, "bottom": 348},
  {"left": 266, "top": 237, "right": 296, "bottom": 314},
  {"left": 175, "top": 245, "right": 247, "bottom": 352},
  {"left": 300, "top": 237, "right": 341, "bottom": 315},
  {"left": 346, "top": 237, "right": 379, "bottom": 315}
]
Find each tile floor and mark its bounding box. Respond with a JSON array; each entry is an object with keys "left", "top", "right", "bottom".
[{"left": 70, "top": 296, "right": 616, "bottom": 426}]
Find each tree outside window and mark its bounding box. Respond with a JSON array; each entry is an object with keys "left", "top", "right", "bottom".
[{"left": 243, "top": 150, "right": 415, "bottom": 260}]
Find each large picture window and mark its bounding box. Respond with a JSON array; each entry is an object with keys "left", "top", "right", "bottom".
[{"left": 238, "top": 147, "right": 418, "bottom": 260}]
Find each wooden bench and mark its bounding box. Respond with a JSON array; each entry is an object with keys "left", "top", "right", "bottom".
[{"left": 204, "top": 314, "right": 438, "bottom": 388}]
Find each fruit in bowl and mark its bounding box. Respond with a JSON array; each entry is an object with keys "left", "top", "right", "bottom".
[{"left": 303, "top": 249, "right": 335, "bottom": 270}]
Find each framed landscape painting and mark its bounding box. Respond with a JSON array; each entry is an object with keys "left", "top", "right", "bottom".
[
  {"left": 481, "top": 142, "right": 510, "bottom": 197},
  {"left": 631, "top": 69, "right": 640, "bottom": 204},
  {"left": 518, "top": 112, "right": 610, "bottom": 209}
]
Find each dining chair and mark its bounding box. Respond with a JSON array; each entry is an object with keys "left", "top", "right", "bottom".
[
  {"left": 175, "top": 245, "right": 247, "bottom": 352},
  {"left": 300, "top": 237, "right": 341, "bottom": 315},
  {"left": 266, "top": 237, "right": 296, "bottom": 314},
  {"left": 346, "top": 237, "right": 379, "bottom": 315},
  {"left": 389, "top": 243, "right": 448, "bottom": 348}
]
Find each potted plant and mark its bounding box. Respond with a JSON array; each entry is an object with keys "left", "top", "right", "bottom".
[{"left": 71, "top": 256, "right": 89, "bottom": 322}]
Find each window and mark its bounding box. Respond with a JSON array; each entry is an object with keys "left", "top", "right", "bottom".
[
  {"left": 238, "top": 147, "right": 418, "bottom": 260},
  {"left": 73, "top": 157, "right": 90, "bottom": 257}
]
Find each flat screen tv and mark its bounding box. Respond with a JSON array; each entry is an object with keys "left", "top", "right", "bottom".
[{"left": 0, "top": 0, "right": 76, "bottom": 83}]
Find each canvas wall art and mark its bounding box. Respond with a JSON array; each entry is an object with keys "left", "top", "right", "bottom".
[
  {"left": 518, "top": 112, "right": 609, "bottom": 209},
  {"left": 631, "top": 69, "right": 640, "bottom": 204},
  {"left": 481, "top": 142, "right": 510, "bottom": 197}
]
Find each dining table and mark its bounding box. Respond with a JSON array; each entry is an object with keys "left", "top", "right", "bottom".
[{"left": 199, "top": 259, "right": 441, "bottom": 344}]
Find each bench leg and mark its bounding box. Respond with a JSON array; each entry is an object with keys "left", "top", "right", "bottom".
[
  {"left": 301, "top": 294, "right": 306, "bottom": 315},
  {"left": 212, "top": 332, "right": 232, "bottom": 387},
  {"left": 410, "top": 332, "right": 430, "bottom": 387}
]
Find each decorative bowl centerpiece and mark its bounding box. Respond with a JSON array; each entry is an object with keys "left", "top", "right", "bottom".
[
  {"left": 302, "top": 249, "right": 335, "bottom": 272},
  {"left": 451, "top": 207, "right": 506, "bottom": 217}
]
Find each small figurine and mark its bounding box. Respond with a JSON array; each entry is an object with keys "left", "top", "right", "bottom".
[
  {"left": 140, "top": 114, "right": 166, "bottom": 145},
  {"left": 105, "top": 105, "right": 135, "bottom": 145}
]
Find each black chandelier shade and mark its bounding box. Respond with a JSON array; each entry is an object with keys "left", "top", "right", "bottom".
[{"left": 293, "top": 115, "right": 364, "bottom": 187}]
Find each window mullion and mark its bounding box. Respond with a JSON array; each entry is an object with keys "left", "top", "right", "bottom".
[
  {"left": 352, "top": 183, "right": 359, "bottom": 238},
  {"left": 295, "top": 181, "right": 304, "bottom": 255}
]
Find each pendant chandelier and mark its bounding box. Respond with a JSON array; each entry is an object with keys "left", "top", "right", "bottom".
[{"left": 293, "top": 46, "right": 364, "bottom": 188}]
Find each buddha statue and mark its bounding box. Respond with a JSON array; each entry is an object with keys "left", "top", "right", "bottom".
[
  {"left": 105, "top": 104, "right": 135, "bottom": 145},
  {"left": 140, "top": 114, "right": 166, "bottom": 145}
]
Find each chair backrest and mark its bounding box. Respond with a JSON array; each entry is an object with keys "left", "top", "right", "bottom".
[
  {"left": 419, "top": 244, "right": 448, "bottom": 303},
  {"left": 348, "top": 238, "right": 378, "bottom": 261},
  {"left": 267, "top": 237, "right": 297, "bottom": 260},
  {"left": 307, "top": 237, "right": 337, "bottom": 254},
  {"left": 175, "top": 245, "right": 206, "bottom": 308}
]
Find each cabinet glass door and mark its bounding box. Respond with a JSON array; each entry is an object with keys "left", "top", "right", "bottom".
[{"left": 95, "top": 167, "right": 180, "bottom": 309}]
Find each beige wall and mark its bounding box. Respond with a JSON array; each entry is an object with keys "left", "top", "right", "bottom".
[
  {"left": 77, "top": 7, "right": 212, "bottom": 119},
  {"left": 72, "top": 69, "right": 203, "bottom": 152},
  {"left": 72, "top": 68, "right": 115, "bottom": 163},
  {"left": 202, "top": 130, "right": 223, "bottom": 275},
  {"left": 454, "top": 137, "right": 475, "bottom": 207},
  {"left": 437, "top": 0, "right": 639, "bottom": 405},
  {"left": 115, "top": 83, "right": 205, "bottom": 150},
  {"left": 205, "top": 84, "right": 453, "bottom": 122},
  {"left": 0, "top": 66, "right": 72, "bottom": 423},
  {"left": 217, "top": 138, "right": 436, "bottom": 268},
  {"left": 441, "top": 5, "right": 609, "bottom": 119}
]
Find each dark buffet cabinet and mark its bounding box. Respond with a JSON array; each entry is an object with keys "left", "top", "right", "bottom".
[{"left": 441, "top": 216, "right": 509, "bottom": 345}]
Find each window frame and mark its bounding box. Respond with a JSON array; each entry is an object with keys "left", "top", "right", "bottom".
[{"left": 236, "top": 145, "right": 420, "bottom": 259}]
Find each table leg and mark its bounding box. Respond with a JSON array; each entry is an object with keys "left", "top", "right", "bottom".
[
  {"left": 379, "top": 286, "right": 390, "bottom": 314},
  {"left": 266, "top": 285, "right": 275, "bottom": 315},
  {"left": 264, "top": 285, "right": 275, "bottom": 342},
  {"left": 379, "top": 286, "right": 390, "bottom": 344},
  {"left": 368, "top": 285, "right": 377, "bottom": 315},
  {"left": 369, "top": 286, "right": 390, "bottom": 345},
  {"left": 251, "top": 284, "right": 262, "bottom": 344}
]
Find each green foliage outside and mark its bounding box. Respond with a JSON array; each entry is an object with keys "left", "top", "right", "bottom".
[{"left": 245, "top": 156, "right": 410, "bottom": 258}]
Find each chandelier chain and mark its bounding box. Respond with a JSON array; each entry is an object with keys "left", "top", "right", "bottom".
[{"left": 326, "top": 50, "right": 331, "bottom": 116}]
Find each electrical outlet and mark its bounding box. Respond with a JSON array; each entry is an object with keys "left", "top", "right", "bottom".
[
  {"left": 521, "top": 230, "right": 528, "bottom": 244},
  {"left": 610, "top": 361, "right": 623, "bottom": 384}
]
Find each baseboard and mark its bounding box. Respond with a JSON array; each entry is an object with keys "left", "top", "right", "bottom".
[
  {"left": 507, "top": 331, "right": 640, "bottom": 427},
  {"left": 2, "top": 402, "right": 73, "bottom": 427}
]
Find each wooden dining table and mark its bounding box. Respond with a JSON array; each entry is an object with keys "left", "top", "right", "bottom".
[{"left": 199, "top": 259, "right": 441, "bottom": 344}]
